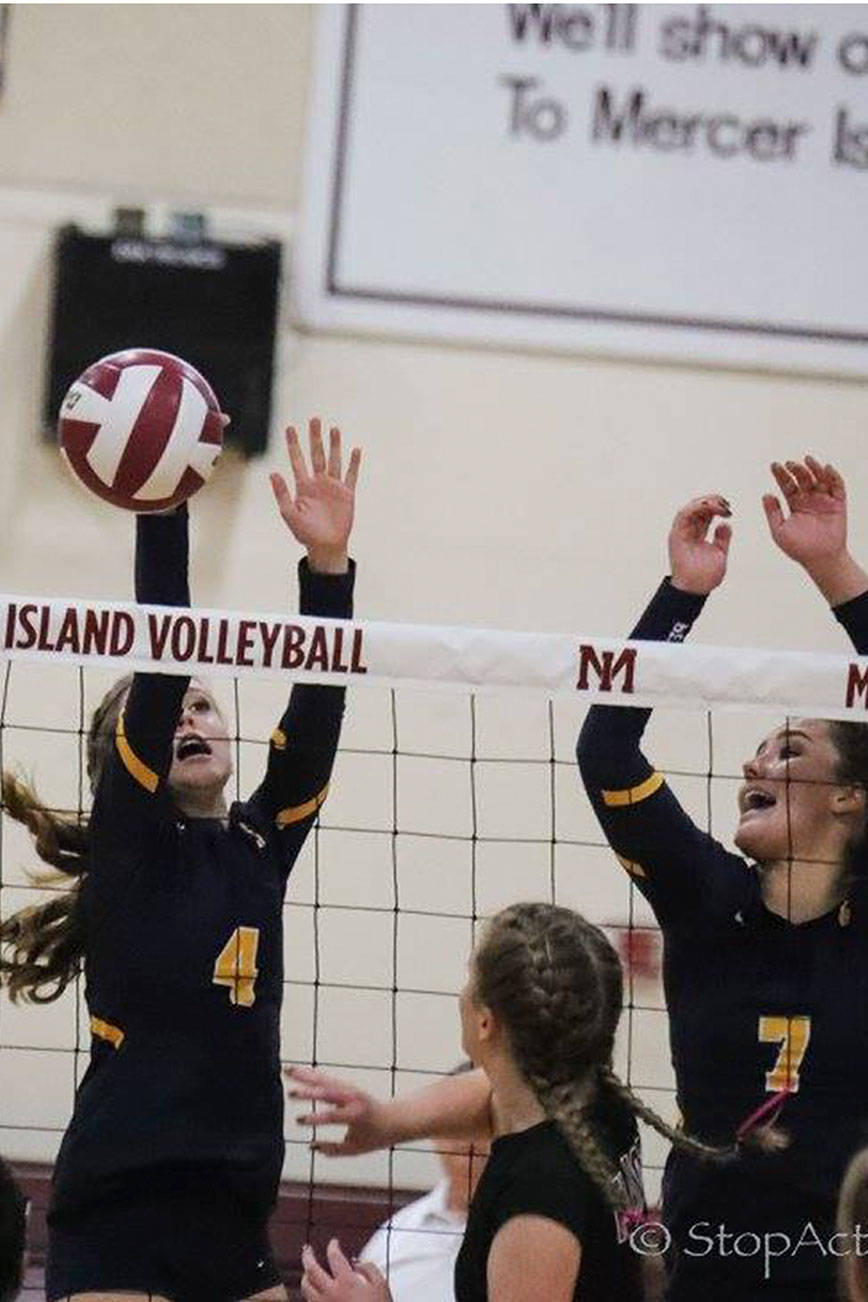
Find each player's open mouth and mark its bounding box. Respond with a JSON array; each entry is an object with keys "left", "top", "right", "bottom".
[
  {"left": 176, "top": 734, "right": 213, "bottom": 762},
  {"left": 740, "top": 787, "right": 777, "bottom": 815}
]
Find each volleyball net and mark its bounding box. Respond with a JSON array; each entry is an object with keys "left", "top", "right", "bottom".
[{"left": 1, "top": 592, "right": 865, "bottom": 1240}]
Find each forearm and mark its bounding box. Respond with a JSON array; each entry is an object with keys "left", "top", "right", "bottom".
[
  {"left": 633, "top": 576, "right": 707, "bottom": 641},
  {"left": 577, "top": 578, "right": 706, "bottom": 786},
  {"left": 135, "top": 505, "right": 190, "bottom": 607},
  {"left": 833, "top": 586, "right": 868, "bottom": 656},
  {"left": 806, "top": 552, "right": 868, "bottom": 608},
  {"left": 272, "top": 559, "right": 355, "bottom": 770},
  {"left": 125, "top": 507, "right": 190, "bottom": 778},
  {"left": 377, "top": 1068, "right": 492, "bottom": 1145},
  {"left": 254, "top": 559, "right": 355, "bottom": 827},
  {"left": 306, "top": 544, "right": 349, "bottom": 576},
  {"left": 281, "top": 555, "right": 355, "bottom": 741}
]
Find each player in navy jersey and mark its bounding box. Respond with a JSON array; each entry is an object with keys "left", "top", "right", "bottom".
[
  {"left": 292, "top": 902, "right": 737, "bottom": 1302},
  {"left": 577, "top": 456, "right": 868, "bottom": 1300},
  {"left": 0, "top": 418, "right": 361, "bottom": 1302}
]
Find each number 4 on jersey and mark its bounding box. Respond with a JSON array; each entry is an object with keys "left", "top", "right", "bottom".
[{"left": 213, "top": 927, "right": 260, "bottom": 1007}]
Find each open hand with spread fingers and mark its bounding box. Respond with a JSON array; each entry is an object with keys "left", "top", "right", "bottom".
[
  {"left": 763, "top": 457, "right": 846, "bottom": 569},
  {"left": 668, "top": 494, "right": 732, "bottom": 596},
  {"left": 286, "top": 1066, "right": 390, "bottom": 1157},
  {"left": 301, "top": 1240, "right": 392, "bottom": 1302},
  {"left": 270, "top": 417, "right": 362, "bottom": 575},
  {"left": 763, "top": 457, "right": 867, "bottom": 605}
]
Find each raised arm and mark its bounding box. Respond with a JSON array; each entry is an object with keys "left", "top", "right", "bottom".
[
  {"left": 762, "top": 456, "right": 868, "bottom": 652},
  {"left": 119, "top": 507, "right": 192, "bottom": 785},
  {"left": 247, "top": 420, "right": 361, "bottom": 865},
  {"left": 90, "top": 506, "right": 192, "bottom": 844},
  {"left": 577, "top": 496, "right": 755, "bottom": 927}
]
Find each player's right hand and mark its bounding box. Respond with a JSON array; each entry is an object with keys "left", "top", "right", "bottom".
[
  {"left": 668, "top": 494, "right": 732, "bottom": 596},
  {"left": 269, "top": 418, "right": 361, "bottom": 575},
  {"left": 286, "top": 1066, "right": 388, "bottom": 1156},
  {"left": 301, "top": 1241, "right": 393, "bottom": 1302}
]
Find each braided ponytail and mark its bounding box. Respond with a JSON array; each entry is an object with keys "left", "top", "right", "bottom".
[
  {"left": 598, "top": 1066, "right": 740, "bottom": 1165},
  {"left": 0, "top": 675, "right": 131, "bottom": 1003},
  {"left": 472, "top": 903, "right": 748, "bottom": 1217},
  {"left": 533, "top": 1076, "right": 629, "bottom": 1214}
]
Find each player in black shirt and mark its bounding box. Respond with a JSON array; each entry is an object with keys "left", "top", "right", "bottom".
[
  {"left": 294, "top": 902, "right": 732, "bottom": 1302},
  {"left": 577, "top": 457, "right": 868, "bottom": 1300},
  {"left": 0, "top": 419, "right": 361, "bottom": 1302}
]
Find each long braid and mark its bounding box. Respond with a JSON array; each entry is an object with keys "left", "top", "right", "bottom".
[
  {"left": 599, "top": 1066, "right": 736, "bottom": 1164},
  {"left": 604, "top": 1065, "right": 788, "bottom": 1158},
  {"left": 0, "top": 675, "right": 131, "bottom": 1004},
  {"left": 473, "top": 903, "right": 746, "bottom": 1220},
  {"left": 474, "top": 904, "right": 633, "bottom": 1211},
  {"left": 535, "top": 1077, "right": 628, "bottom": 1213},
  {"left": 521, "top": 908, "right": 629, "bottom": 1211}
]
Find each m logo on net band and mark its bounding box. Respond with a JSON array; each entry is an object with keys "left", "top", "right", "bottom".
[
  {"left": 846, "top": 663, "right": 868, "bottom": 708},
  {"left": 576, "top": 644, "right": 637, "bottom": 693}
]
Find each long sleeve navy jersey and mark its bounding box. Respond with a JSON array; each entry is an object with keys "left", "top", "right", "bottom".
[
  {"left": 577, "top": 579, "right": 868, "bottom": 1299},
  {"left": 51, "top": 510, "right": 353, "bottom": 1219}
]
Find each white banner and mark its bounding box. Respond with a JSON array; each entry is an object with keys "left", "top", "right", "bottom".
[
  {"left": 295, "top": 4, "right": 868, "bottom": 375},
  {"left": 3, "top": 594, "right": 868, "bottom": 719}
]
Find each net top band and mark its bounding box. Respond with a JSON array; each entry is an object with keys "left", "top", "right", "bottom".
[{"left": 2, "top": 593, "right": 867, "bottom": 719}]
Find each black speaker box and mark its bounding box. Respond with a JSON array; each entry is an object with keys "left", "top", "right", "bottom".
[{"left": 45, "top": 225, "right": 282, "bottom": 457}]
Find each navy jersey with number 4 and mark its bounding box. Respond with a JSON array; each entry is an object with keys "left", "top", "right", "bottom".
[
  {"left": 577, "top": 578, "right": 868, "bottom": 1300},
  {"left": 51, "top": 509, "right": 353, "bottom": 1219}
]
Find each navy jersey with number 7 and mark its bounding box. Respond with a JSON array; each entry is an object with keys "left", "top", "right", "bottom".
[
  {"left": 577, "top": 577, "right": 868, "bottom": 1300},
  {"left": 50, "top": 508, "right": 353, "bottom": 1219}
]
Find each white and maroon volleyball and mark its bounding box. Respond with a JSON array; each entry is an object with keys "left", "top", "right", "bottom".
[{"left": 58, "top": 348, "right": 224, "bottom": 513}]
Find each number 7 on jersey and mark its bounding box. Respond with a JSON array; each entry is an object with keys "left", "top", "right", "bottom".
[{"left": 759, "top": 1015, "right": 811, "bottom": 1093}]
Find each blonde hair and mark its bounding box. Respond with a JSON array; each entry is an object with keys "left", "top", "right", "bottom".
[{"left": 0, "top": 676, "right": 131, "bottom": 1003}]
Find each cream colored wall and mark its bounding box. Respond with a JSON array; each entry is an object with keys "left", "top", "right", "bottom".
[
  {"left": 0, "top": 5, "right": 311, "bottom": 207},
  {"left": 0, "top": 4, "right": 866, "bottom": 1205}
]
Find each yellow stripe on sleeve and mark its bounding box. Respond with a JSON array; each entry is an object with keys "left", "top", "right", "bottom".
[
  {"left": 275, "top": 783, "right": 330, "bottom": 828},
  {"left": 270, "top": 727, "right": 287, "bottom": 751},
  {"left": 616, "top": 854, "right": 647, "bottom": 880},
  {"left": 601, "top": 771, "right": 664, "bottom": 808},
  {"left": 90, "top": 1015, "right": 125, "bottom": 1049},
  {"left": 115, "top": 712, "right": 159, "bottom": 794}
]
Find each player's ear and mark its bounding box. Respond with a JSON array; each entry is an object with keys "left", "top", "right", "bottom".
[
  {"left": 832, "top": 785, "right": 866, "bottom": 817},
  {"left": 471, "top": 1001, "right": 492, "bottom": 1044}
]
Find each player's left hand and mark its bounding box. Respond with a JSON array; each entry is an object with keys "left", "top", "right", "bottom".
[
  {"left": 270, "top": 417, "right": 362, "bottom": 574},
  {"left": 762, "top": 456, "right": 868, "bottom": 605},
  {"left": 762, "top": 457, "right": 847, "bottom": 572},
  {"left": 300, "top": 1240, "right": 392, "bottom": 1302}
]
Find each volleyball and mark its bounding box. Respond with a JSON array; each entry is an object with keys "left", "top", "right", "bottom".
[{"left": 58, "top": 348, "right": 224, "bottom": 513}]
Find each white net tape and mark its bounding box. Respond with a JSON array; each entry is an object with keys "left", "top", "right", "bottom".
[{"left": 3, "top": 593, "right": 868, "bottom": 717}]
